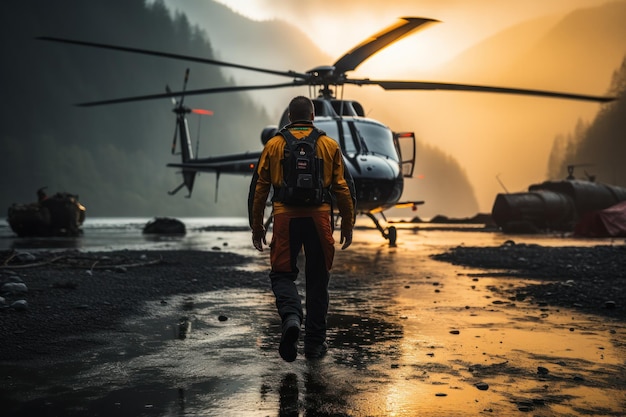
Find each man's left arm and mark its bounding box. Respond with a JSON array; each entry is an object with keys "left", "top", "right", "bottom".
[
  {"left": 248, "top": 151, "right": 272, "bottom": 251},
  {"left": 332, "top": 149, "right": 356, "bottom": 249}
]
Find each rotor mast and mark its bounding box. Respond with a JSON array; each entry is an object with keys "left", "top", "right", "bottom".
[{"left": 306, "top": 66, "right": 340, "bottom": 99}]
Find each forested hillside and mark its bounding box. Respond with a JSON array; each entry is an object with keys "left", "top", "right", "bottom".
[
  {"left": 379, "top": 1, "right": 625, "bottom": 214},
  {"left": 1, "top": 0, "right": 270, "bottom": 216},
  {"left": 547, "top": 56, "right": 626, "bottom": 184},
  {"left": 1, "top": 0, "right": 483, "bottom": 219}
]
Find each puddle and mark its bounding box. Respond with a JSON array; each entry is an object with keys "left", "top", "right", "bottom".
[{"left": 2, "top": 225, "right": 625, "bottom": 416}]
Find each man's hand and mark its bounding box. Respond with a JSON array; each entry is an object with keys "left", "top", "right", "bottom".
[
  {"left": 340, "top": 229, "right": 352, "bottom": 250},
  {"left": 252, "top": 229, "right": 267, "bottom": 252}
]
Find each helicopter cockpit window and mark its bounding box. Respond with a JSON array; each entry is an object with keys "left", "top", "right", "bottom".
[
  {"left": 315, "top": 121, "right": 338, "bottom": 143},
  {"left": 315, "top": 120, "right": 358, "bottom": 157},
  {"left": 352, "top": 121, "right": 399, "bottom": 162}
]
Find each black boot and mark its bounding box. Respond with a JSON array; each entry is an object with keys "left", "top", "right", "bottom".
[
  {"left": 304, "top": 341, "right": 328, "bottom": 359},
  {"left": 279, "top": 314, "right": 301, "bottom": 362}
]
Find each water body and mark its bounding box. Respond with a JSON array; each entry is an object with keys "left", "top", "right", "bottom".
[
  {"left": 1, "top": 218, "right": 625, "bottom": 416},
  {"left": 0, "top": 217, "right": 255, "bottom": 254}
]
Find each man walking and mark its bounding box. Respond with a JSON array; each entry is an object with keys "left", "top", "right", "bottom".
[{"left": 248, "top": 96, "right": 356, "bottom": 361}]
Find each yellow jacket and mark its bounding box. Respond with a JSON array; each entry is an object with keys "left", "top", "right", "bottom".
[{"left": 248, "top": 123, "right": 355, "bottom": 233}]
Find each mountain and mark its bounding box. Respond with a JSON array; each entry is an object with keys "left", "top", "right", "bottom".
[
  {"left": 160, "top": 0, "right": 333, "bottom": 117},
  {"left": 514, "top": 0, "right": 626, "bottom": 189},
  {"left": 0, "top": 0, "right": 482, "bottom": 220},
  {"left": 503, "top": 1, "right": 626, "bottom": 93},
  {"left": 438, "top": 1, "right": 626, "bottom": 91},
  {"left": 434, "top": 14, "right": 562, "bottom": 84},
  {"left": 159, "top": 0, "right": 481, "bottom": 218},
  {"left": 373, "top": 1, "right": 626, "bottom": 215},
  {"left": 513, "top": 1, "right": 626, "bottom": 185},
  {"left": 547, "top": 55, "right": 626, "bottom": 185},
  {"left": 0, "top": 0, "right": 270, "bottom": 217}
]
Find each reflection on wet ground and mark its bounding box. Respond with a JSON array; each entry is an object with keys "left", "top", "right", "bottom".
[{"left": 2, "top": 220, "right": 625, "bottom": 416}]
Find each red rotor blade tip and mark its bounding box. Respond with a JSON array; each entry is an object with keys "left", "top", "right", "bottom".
[{"left": 192, "top": 109, "right": 214, "bottom": 115}]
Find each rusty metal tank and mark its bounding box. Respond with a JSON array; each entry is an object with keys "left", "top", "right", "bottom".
[{"left": 492, "top": 179, "right": 626, "bottom": 233}]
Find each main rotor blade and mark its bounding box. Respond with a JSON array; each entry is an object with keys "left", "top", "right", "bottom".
[
  {"left": 37, "top": 36, "right": 309, "bottom": 79},
  {"left": 359, "top": 80, "right": 616, "bottom": 103},
  {"left": 76, "top": 82, "right": 301, "bottom": 107},
  {"left": 333, "top": 17, "right": 439, "bottom": 74}
]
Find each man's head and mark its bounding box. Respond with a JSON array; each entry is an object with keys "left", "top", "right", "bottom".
[{"left": 288, "top": 96, "right": 314, "bottom": 122}]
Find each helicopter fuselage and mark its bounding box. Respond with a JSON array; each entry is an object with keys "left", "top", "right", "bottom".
[
  {"left": 263, "top": 98, "right": 410, "bottom": 214},
  {"left": 306, "top": 116, "right": 404, "bottom": 213}
]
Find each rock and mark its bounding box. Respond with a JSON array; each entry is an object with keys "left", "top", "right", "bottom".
[
  {"left": 517, "top": 401, "right": 534, "bottom": 412},
  {"left": 178, "top": 316, "right": 191, "bottom": 339},
  {"left": 537, "top": 366, "right": 550, "bottom": 375},
  {"left": 10, "top": 299, "right": 28, "bottom": 311},
  {"left": 143, "top": 217, "right": 186, "bottom": 235},
  {"left": 475, "top": 382, "right": 489, "bottom": 390},
  {"left": 14, "top": 252, "right": 36, "bottom": 262},
  {"left": 604, "top": 301, "right": 616, "bottom": 309},
  {"left": 450, "top": 329, "right": 460, "bottom": 335},
  {"left": 218, "top": 315, "right": 228, "bottom": 322},
  {"left": 2, "top": 282, "right": 28, "bottom": 294}
]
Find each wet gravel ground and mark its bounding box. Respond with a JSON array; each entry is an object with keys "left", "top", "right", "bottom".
[
  {"left": 2, "top": 243, "right": 624, "bottom": 363},
  {"left": 0, "top": 250, "right": 267, "bottom": 361},
  {"left": 2, "top": 241, "right": 626, "bottom": 416},
  {"left": 432, "top": 242, "right": 626, "bottom": 319}
]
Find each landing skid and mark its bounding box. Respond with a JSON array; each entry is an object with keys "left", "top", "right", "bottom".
[
  {"left": 168, "top": 182, "right": 191, "bottom": 198},
  {"left": 365, "top": 212, "right": 397, "bottom": 247}
]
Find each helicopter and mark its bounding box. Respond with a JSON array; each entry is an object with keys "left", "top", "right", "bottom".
[{"left": 38, "top": 17, "right": 616, "bottom": 245}]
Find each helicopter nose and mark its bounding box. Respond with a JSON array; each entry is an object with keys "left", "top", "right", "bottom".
[{"left": 357, "top": 155, "right": 399, "bottom": 180}]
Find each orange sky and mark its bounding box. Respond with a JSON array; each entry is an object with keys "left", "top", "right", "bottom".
[
  {"left": 212, "top": 0, "right": 605, "bottom": 68},
  {"left": 163, "top": 0, "right": 624, "bottom": 217}
]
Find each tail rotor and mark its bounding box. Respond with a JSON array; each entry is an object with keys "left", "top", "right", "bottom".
[{"left": 167, "top": 69, "right": 213, "bottom": 197}]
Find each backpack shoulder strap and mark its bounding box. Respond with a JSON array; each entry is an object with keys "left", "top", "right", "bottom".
[
  {"left": 277, "top": 128, "right": 299, "bottom": 157},
  {"left": 307, "top": 127, "right": 323, "bottom": 143},
  {"left": 278, "top": 126, "right": 325, "bottom": 143}
]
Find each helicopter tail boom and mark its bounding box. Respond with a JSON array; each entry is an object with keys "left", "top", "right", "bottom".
[{"left": 168, "top": 115, "right": 196, "bottom": 198}]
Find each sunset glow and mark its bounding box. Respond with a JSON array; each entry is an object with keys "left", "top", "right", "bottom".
[{"left": 164, "top": 0, "right": 624, "bottom": 217}]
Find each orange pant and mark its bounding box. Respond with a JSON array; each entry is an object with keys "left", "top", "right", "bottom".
[
  {"left": 269, "top": 211, "right": 335, "bottom": 346},
  {"left": 270, "top": 211, "right": 335, "bottom": 273}
]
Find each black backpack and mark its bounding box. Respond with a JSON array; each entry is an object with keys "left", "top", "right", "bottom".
[{"left": 273, "top": 127, "right": 329, "bottom": 206}]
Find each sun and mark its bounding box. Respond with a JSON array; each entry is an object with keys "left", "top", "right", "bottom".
[{"left": 300, "top": 17, "right": 469, "bottom": 78}]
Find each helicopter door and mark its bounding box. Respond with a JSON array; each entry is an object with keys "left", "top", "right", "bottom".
[{"left": 394, "top": 132, "right": 416, "bottom": 178}]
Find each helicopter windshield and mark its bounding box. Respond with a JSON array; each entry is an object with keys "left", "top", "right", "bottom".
[
  {"left": 351, "top": 121, "right": 399, "bottom": 161},
  {"left": 315, "top": 120, "right": 357, "bottom": 156},
  {"left": 315, "top": 119, "right": 398, "bottom": 161}
]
